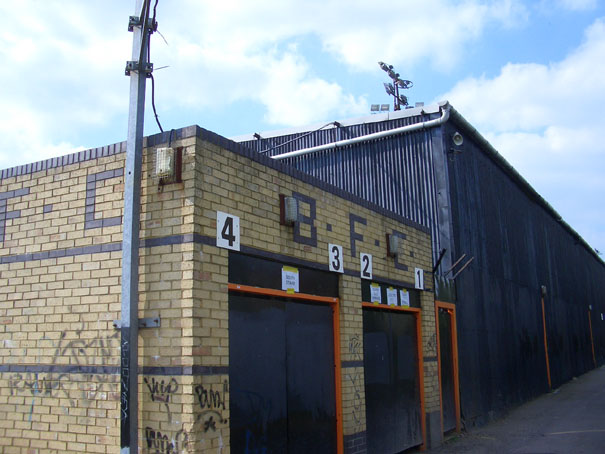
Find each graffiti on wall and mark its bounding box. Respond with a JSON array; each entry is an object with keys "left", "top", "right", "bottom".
[
  {"left": 143, "top": 378, "right": 229, "bottom": 454},
  {"left": 8, "top": 328, "right": 119, "bottom": 406},
  {"left": 349, "top": 334, "right": 362, "bottom": 362}
]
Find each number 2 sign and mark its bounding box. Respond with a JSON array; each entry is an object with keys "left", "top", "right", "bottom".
[
  {"left": 217, "top": 211, "right": 240, "bottom": 251},
  {"left": 360, "top": 253, "right": 373, "bottom": 280}
]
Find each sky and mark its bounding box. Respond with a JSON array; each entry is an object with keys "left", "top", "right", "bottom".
[{"left": 0, "top": 0, "right": 604, "bottom": 255}]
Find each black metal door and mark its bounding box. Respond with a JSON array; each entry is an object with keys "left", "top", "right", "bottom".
[
  {"left": 363, "top": 308, "right": 422, "bottom": 453},
  {"left": 229, "top": 294, "right": 336, "bottom": 453},
  {"left": 439, "top": 308, "right": 456, "bottom": 432}
]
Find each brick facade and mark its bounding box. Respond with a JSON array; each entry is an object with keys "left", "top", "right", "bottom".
[{"left": 0, "top": 126, "right": 438, "bottom": 453}]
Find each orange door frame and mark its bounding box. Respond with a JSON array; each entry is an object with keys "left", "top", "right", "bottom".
[
  {"left": 228, "top": 283, "right": 344, "bottom": 454},
  {"left": 435, "top": 301, "right": 461, "bottom": 434},
  {"left": 361, "top": 302, "right": 427, "bottom": 451}
]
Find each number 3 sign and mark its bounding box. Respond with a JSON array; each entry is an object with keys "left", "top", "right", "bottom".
[
  {"left": 329, "top": 244, "right": 344, "bottom": 273},
  {"left": 217, "top": 211, "right": 240, "bottom": 251}
]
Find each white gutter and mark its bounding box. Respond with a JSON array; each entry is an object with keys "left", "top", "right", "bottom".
[{"left": 272, "top": 105, "right": 450, "bottom": 160}]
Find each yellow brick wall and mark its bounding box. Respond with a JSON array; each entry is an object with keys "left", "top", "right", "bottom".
[{"left": 1, "top": 128, "right": 439, "bottom": 453}]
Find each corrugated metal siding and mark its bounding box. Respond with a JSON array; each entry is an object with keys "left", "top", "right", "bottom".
[
  {"left": 239, "top": 114, "right": 442, "bottom": 260},
  {"left": 445, "top": 120, "right": 605, "bottom": 427}
]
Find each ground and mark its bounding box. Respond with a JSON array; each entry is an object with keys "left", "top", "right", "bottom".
[{"left": 420, "top": 366, "right": 605, "bottom": 454}]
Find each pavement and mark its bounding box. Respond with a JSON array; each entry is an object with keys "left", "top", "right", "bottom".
[{"left": 420, "top": 366, "right": 605, "bottom": 454}]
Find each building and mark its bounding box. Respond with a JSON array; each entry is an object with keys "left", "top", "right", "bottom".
[
  {"left": 234, "top": 101, "right": 605, "bottom": 429},
  {"left": 1, "top": 127, "right": 439, "bottom": 453}
]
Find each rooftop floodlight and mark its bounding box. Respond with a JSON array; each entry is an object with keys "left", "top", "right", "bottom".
[
  {"left": 371, "top": 104, "right": 380, "bottom": 112},
  {"left": 380, "top": 104, "right": 390, "bottom": 111},
  {"left": 383, "top": 82, "right": 395, "bottom": 96},
  {"left": 378, "top": 61, "right": 413, "bottom": 111}
]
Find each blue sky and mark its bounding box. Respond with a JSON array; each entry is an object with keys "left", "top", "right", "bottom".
[{"left": 0, "top": 0, "right": 604, "bottom": 256}]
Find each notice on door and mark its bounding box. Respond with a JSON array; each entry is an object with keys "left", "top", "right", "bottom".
[
  {"left": 370, "top": 283, "right": 382, "bottom": 304},
  {"left": 282, "top": 266, "right": 300, "bottom": 293}
]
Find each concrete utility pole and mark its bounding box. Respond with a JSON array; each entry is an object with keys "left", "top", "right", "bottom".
[{"left": 121, "top": 1, "right": 154, "bottom": 452}]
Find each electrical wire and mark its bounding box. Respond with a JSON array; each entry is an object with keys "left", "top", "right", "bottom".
[
  {"left": 259, "top": 122, "right": 339, "bottom": 154},
  {"left": 147, "top": 0, "right": 164, "bottom": 133},
  {"left": 150, "top": 73, "right": 163, "bottom": 133}
]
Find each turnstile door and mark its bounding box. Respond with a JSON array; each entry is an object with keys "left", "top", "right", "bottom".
[
  {"left": 229, "top": 294, "right": 336, "bottom": 453},
  {"left": 439, "top": 308, "right": 456, "bottom": 432},
  {"left": 363, "top": 308, "right": 422, "bottom": 453}
]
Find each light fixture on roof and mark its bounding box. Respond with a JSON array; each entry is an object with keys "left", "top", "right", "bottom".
[
  {"left": 154, "top": 129, "right": 182, "bottom": 190},
  {"left": 280, "top": 194, "right": 298, "bottom": 226},
  {"left": 378, "top": 61, "right": 413, "bottom": 111},
  {"left": 380, "top": 104, "right": 390, "bottom": 112},
  {"left": 371, "top": 104, "right": 380, "bottom": 112},
  {"left": 452, "top": 132, "right": 464, "bottom": 147},
  {"left": 386, "top": 233, "right": 401, "bottom": 258}
]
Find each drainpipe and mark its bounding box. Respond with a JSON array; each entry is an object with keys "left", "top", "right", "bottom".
[{"left": 272, "top": 105, "right": 451, "bottom": 160}]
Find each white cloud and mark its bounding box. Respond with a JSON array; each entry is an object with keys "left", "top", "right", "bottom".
[
  {"left": 0, "top": 0, "right": 531, "bottom": 170},
  {"left": 150, "top": 0, "right": 529, "bottom": 122},
  {"left": 556, "top": 0, "right": 598, "bottom": 11}
]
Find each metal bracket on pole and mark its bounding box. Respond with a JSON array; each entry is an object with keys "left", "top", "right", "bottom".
[
  {"left": 128, "top": 15, "right": 158, "bottom": 33},
  {"left": 125, "top": 61, "right": 154, "bottom": 76},
  {"left": 113, "top": 317, "right": 161, "bottom": 329}
]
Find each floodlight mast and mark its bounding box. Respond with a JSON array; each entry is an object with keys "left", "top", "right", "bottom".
[{"left": 378, "top": 61, "right": 413, "bottom": 111}]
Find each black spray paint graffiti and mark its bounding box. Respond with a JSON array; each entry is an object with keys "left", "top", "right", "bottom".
[
  {"left": 347, "top": 372, "right": 363, "bottom": 427},
  {"left": 194, "top": 381, "right": 227, "bottom": 412},
  {"left": 349, "top": 334, "right": 362, "bottom": 361},
  {"left": 120, "top": 337, "right": 130, "bottom": 423},
  {"left": 142, "top": 379, "right": 229, "bottom": 453},
  {"left": 145, "top": 377, "right": 179, "bottom": 421},
  {"left": 194, "top": 380, "right": 229, "bottom": 433},
  {"left": 426, "top": 332, "right": 438, "bottom": 356},
  {"left": 145, "top": 426, "right": 190, "bottom": 454}
]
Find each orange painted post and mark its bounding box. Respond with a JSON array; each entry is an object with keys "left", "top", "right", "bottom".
[
  {"left": 435, "top": 304, "right": 445, "bottom": 436},
  {"left": 435, "top": 301, "right": 461, "bottom": 434},
  {"left": 588, "top": 310, "right": 597, "bottom": 369},
  {"left": 333, "top": 302, "right": 344, "bottom": 454},
  {"left": 450, "top": 308, "right": 461, "bottom": 433},
  {"left": 541, "top": 296, "right": 552, "bottom": 391}
]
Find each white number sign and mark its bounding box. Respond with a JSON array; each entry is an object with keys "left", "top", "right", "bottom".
[
  {"left": 329, "top": 244, "right": 344, "bottom": 273},
  {"left": 415, "top": 267, "right": 424, "bottom": 290},
  {"left": 360, "top": 253, "right": 373, "bottom": 280},
  {"left": 216, "top": 211, "right": 240, "bottom": 251}
]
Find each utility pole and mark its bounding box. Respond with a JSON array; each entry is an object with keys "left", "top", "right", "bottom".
[{"left": 121, "top": 1, "right": 155, "bottom": 452}]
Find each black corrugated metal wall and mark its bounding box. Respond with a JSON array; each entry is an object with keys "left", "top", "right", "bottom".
[{"left": 445, "top": 120, "right": 605, "bottom": 426}]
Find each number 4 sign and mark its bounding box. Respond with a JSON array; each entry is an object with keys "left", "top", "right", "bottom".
[{"left": 217, "top": 211, "right": 240, "bottom": 251}]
